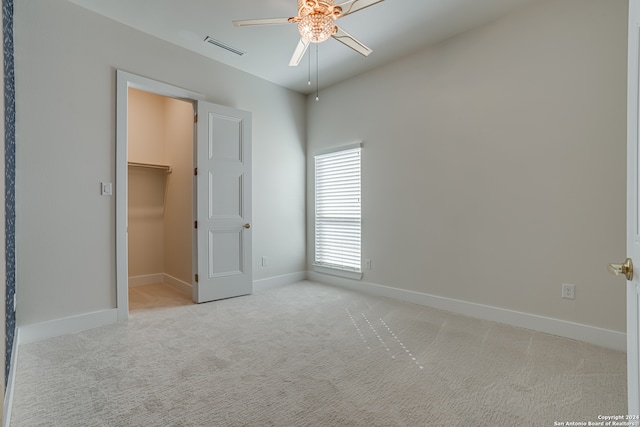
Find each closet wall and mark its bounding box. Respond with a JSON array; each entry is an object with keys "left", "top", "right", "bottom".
[{"left": 128, "top": 88, "right": 194, "bottom": 289}]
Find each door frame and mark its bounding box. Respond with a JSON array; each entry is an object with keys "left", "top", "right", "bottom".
[
  {"left": 115, "top": 70, "right": 204, "bottom": 321},
  {"left": 629, "top": 0, "right": 640, "bottom": 414}
]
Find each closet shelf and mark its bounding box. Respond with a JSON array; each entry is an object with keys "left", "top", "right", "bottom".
[{"left": 128, "top": 161, "right": 172, "bottom": 173}]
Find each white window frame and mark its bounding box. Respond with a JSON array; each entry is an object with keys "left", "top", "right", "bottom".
[{"left": 313, "top": 143, "right": 362, "bottom": 280}]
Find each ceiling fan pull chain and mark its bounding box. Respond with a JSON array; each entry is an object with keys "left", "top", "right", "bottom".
[
  {"left": 316, "top": 43, "right": 320, "bottom": 102},
  {"left": 308, "top": 46, "right": 312, "bottom": 86}
]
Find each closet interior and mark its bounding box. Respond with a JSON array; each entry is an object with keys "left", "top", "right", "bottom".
[{"left": 127, "top": 88, "right": 194, "bottom": 310}]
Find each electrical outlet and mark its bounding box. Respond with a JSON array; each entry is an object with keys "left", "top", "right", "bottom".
[
  {"left": 364, "top": 259, "right": 371, "bottom": 270},
  {"left": 562, "top": 283, "right": 575, "bottom": 299},
  {"left": 261, "top": 256, "right": 268, "bottom": 267}
]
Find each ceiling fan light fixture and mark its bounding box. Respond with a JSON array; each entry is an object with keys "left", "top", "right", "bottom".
[
  {"left": 234, "top": 0, "right": 381, "bottom": 67},
  {"left": 298, "top": 13, "right": 335, "bottom": 43}
]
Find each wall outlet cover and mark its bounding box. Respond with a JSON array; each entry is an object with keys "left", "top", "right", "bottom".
[{"left": 562, "top": 283, "right": 575, "bottom": 299}]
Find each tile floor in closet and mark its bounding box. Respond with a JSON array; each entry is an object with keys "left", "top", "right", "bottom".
[{"left": 128, "top": 283, "right": 193, "bottom": 311}]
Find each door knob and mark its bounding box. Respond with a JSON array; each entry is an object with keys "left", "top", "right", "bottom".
[
  {"left": 243, "top": 223, "right": 251, "bottom": 229},
  {"left": 608, "top": 258, "right": 633, "bottom": 281}
]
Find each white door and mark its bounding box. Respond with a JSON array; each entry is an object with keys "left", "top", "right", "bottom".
[
  {"left": 194, "top": 101, "right": 252, "bottom": 303},
  {"left": 625, "top": 0, "right": 640, "bottom": 416}
]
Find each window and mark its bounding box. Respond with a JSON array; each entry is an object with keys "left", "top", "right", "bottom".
[{"left": 314, "top": 145, "right": 361, "bottom": 278}]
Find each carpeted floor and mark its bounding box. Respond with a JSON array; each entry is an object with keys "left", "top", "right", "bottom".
[{"left": 10, "top": 281, "right": 626, "bottom": 426}]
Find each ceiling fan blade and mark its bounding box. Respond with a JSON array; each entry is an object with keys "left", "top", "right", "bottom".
[
  {"left": 334, "top": 0, "right": 384, "bottom": 18},
  {"left": 289, "top": 38, "right": 310, "bottom": 66},
  {"left": 332, "top": 26, "right": 372, "bottom": 57},
  {"left": 232, "top": 17, "right": 294, "bottom": 27}
]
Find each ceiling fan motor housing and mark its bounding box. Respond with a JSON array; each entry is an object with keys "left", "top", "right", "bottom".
[{"left": 297, "top": 0, "right": 343, "bottom": 18}]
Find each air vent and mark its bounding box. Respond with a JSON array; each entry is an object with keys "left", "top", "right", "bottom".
[{"left": 204, "top": 36, "right": 245, "bottom": 56}]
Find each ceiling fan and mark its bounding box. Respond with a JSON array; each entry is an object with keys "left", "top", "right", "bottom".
[{"left": 233, "top": 0, "right": 385, "bottom": 66}]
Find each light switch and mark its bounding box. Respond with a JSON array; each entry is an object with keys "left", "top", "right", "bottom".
[{"left": 101, "top": 182, "right": 113, "bottom": 196}]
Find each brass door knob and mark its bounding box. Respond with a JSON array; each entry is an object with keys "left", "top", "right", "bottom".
[
  {"left": 608, "top": 258, "right": 633, "bottom": 281},
  {"left": 243, "top": 223, "right": 251, "bottom": 229}
]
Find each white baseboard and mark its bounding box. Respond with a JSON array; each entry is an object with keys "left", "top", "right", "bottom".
[
  {"left": 131, "top": 272, "right": 308, "bottom": 294},
  {"left": 19, "top": 270, "right": 299, "bottom": 346},
  {"left": 254, "top": 271, "right": 308, "bottom": 293},
  {"left": 162, "top": 273, "right": 192, "bottom": 297},
  {"left": 19, "top": 309, "right": 119, "bottom": 345},
  {"left": 3, "top": 327, "right": 19, "bottom": 427},
  {"left": 128, "top": 273, "right": 164, "bottom": 287},
  {"left": 129, "top": 273, "right": 192, "bottom": 297},
  {"left": 307, "top": 271, "right": 626, "bottom": 351}
]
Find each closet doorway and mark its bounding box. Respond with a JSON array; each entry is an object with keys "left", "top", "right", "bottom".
[
  {"left": 115, "top": 71, "right": 253, "bottom": 320},
  {"left": 127, "top": 88, "right": 194, "bottom": 311}
]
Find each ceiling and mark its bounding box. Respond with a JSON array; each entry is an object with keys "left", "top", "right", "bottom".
[{"left": 69, "top": 0, "right": 537, "bottom": 95}]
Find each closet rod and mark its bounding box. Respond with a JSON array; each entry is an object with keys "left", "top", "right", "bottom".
[{"left": 128, "top": 161, "right": 172, "bottom": 173}]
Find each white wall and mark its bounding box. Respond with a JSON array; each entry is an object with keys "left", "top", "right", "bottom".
[
  {"left": 163, "top": 96, "right": 195, "bottom": 285},
  {"left": 128, "top": 168, "right": 166, "bottom": 278},
  {"left": 128, "top": 88, "right": 167, "bottom": 166},
  {"left": 14, "top": 0, "right": 307, "bottom": 326},
  {"left": 307, "top": 0, "right": 628, "bottom": 332},
  {"left": 127, "top": 88, "right": 194, "bottom": 286},
  {"left": 128, "top": 89, "right": 168, "bottom": 279}
]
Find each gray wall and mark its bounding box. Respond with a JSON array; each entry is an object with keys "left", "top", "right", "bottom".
[
  {"left": 307, "top": 0, "right": 628, "bottom": 332},
  {"left": 14, "top": 0, "right": 307, "bottom": 326},
  {"left": 12, "top": 0, "right": 629, "bottom": 336}
]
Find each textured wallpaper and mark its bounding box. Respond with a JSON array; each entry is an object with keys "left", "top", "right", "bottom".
[{"left": 3, "top": 0, "right": 15, "bottom": 388}]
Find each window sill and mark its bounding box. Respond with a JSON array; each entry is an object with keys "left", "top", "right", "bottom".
[{"left": 313, "top": 264, "right": 363, "bottom": 281}]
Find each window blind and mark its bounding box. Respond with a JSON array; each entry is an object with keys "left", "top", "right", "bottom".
[{"left": 314, "top": 147, "right": 361, "bottom": 272}]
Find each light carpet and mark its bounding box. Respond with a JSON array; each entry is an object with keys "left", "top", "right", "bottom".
[{"left": 10, "top": 281, "right": 626, "bottom": 426}]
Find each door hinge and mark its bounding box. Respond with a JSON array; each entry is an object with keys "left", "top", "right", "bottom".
[
  {"left": 194, "top": 220, "right": 198, "bottom": 229},
  {"left": 194, "top": 167, "right": 198, "bottom": 176},
  {"left": 195, "top": 274, "right": 199, "bottom": 283},
  {"left": 194, "top": 114, "right": 198, "bottom": 123}
]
